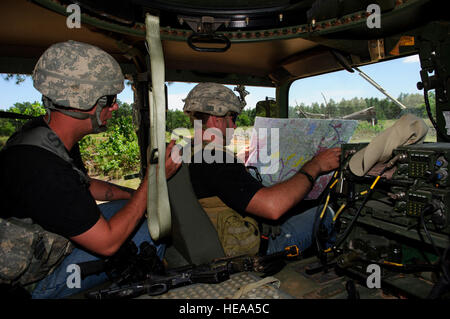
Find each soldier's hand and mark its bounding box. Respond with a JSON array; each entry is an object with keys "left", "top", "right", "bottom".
[
  {"left": 165, "top": 140, "right": 181, "bottom": 179},
  {"left": 302, "top": 147, "right": 341, "bottom": 177},
  {"left": 312, "top": 147, "right": 341, "bottom": 173}
]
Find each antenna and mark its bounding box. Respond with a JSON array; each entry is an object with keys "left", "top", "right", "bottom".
[
  {"left": 331, "top": 50, "right": 407, "bottom": 109},
  {"left": 321, "top": 92, "right": 330, "bottom": 118}
]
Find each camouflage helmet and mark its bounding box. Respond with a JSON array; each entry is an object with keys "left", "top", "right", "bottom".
[
  {"left": 32, "top": 40, "right": 124, "bottom": 110},
  {"left": 183, "top": 83, "right": 244, "bottom": 116}
]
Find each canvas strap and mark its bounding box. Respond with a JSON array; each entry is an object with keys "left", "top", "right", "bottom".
[{"left": 145, "top": 14, "right": 171, "bottom": 241}]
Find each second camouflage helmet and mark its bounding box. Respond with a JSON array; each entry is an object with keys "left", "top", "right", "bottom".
[
  {"left": 183, "top": 83, "right": 244, "bottom": 116},
  {"left": 32, "top": 40, "right": 124, "bottom": 110}
]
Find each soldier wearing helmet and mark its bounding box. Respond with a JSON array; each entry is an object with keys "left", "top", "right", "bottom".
[
  {"left": 185, "top": 83, "right": 341, "bottom": 256},
  {"left": 0, "top": 41, "right": 180, "bottom": 298},
  {"left": 184, "top": 83, "right": 244, "bottom": 149}
]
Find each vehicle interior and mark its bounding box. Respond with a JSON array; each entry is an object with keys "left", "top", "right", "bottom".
[{"left": 1, "top": 0, "right": 450, "bottom": 299}]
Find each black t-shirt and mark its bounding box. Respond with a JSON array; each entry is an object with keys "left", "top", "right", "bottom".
[
  {"left": 0, "top": 120, "right": 100, "bottom": 238},
  {"left": 189, "top": 149, "right": 263, "bottom": 214}
]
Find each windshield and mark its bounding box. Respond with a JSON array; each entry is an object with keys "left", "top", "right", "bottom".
[{"left": 288, "top": 54, "right": 436, "bottom": 143}]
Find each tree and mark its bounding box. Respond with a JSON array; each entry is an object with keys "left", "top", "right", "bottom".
[
  {"left": 398, "top": 93, "right": 424, "bottom": 108},
  {"left": 8, "top": 101, "right": 46, "bottom": 117},
  {"left": 0, "top": 120, "right": 15, "bottom": 136},
  {"left": 288, "top": 106, "right": 298, "bottom": 118},
  {"left": 236, "top": 112, "right": 251, "bottom": 127},
  {"left": 311, "top": 102, "right": 321, "bottom": 114},
  {"left": 2, "top": 74, "right": 28, "bottom": 85},
  {"left": 0, "top": 102, "right": 46, "bottom": 137},
  {"left": 166, "top": 109, "right": 192, "bottom": 132},
  {"left": 325, "top": 98, "right": 338, "bottom": 117},
  {"left": 108, "top": 100, "right": 134, "bottom": 130},
  {"left": 238, "top": 108, "right": 256, "bottom": 126},
  {"left": 417, "top": 91, "right": 435, "bottom": 118}
]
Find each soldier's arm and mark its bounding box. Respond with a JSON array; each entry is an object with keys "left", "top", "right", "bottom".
[
  {"left": 89, "top": 179, "right": 135, "bottom": 201},
  {"left": 245, "top": 147, "right": 341, "bottom": 220},
  {"left": 70, "top": 175, "right": 148, "bottom": 256},
  {"left": 70, "top": 141, "right": 180, "bottom": 256}
]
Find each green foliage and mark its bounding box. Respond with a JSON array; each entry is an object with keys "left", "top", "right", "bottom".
[
  {"left": 420, "top": 91, "right": 436, "bottom": 118},
  {"left": 166, "top": 110, "right": 192, "bottom": 132},
  {"left": 9, "top": 101, "right": 46, "bottom": 117},
  {"left": 110, "top": 101, "right": 133, "bottom": 122},
  {"left": 236, "top": 112, "right": 251, "bottom": 127},
  {"left": 0, "top": 136, "right": 8, "bottom": 149},
  {"left": 2, "top": 74, "right": 28, "bottom": 85},
  {"left": 236, "top": 108, "right": 256, "bottom": 127},
  {"left": 0, "top": 101, "right": 46, "bottom": 137},
  {"left": 354, "top": 120, "right": 385, "bottom": 135},
  {"left": 85, "top": 123, "right": 140, "bottom": 179},
  {"left": 350, "top": 120, "right": 387, "bottom": 143},
  {"left": 0, "top": 120, "right": 15, "bottom": 136},
  {"left": 80, "top": 101, "right": 140, "bottom": 178}
]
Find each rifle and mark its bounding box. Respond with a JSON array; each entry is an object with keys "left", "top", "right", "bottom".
[
  {"left": 78, "top": 240, "right": 165, "bottom": 287},
  {"left": 84, "top": 245, "right": 299, "bottom": 299},
  {"left": 85, "top": 263, "right": 230, "bottom": 299}
]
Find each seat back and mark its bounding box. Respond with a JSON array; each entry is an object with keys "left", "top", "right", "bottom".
[{"left": 167, "top": 163, "right": 225, "bottom": 264}]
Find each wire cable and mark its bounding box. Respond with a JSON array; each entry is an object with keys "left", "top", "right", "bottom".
[
  {"left": 312, "top": 171, "right": 339, "bottom": 261},
  {"left": 420, "top": 205, "right": 450, "bottom": 283},
  {"left": 333, "top": 169, "right": 387, "bottom": 250},
  {"left": 423, "top": 89, "right": 450, "bottom": 142},
  {"left": 332, "top": 153, "right": 404, "bottom": 251}
]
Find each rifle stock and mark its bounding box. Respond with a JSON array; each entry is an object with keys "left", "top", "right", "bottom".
[{"left": 84, "top": 244, "right": 299, "bottom": 299}]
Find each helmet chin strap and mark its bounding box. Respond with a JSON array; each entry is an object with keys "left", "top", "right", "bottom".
[
  {"left": 90, "top": 105, "right": 108, "bottom": 133},
  {"left": 42, "top": 96, "right": 107, "bottom": 133}
]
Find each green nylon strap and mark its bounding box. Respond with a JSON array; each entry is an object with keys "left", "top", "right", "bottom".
[{"left": 145, "top": 14, "right": 171, "bottom": 241}]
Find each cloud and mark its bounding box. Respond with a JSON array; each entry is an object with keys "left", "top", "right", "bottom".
[
  {"left": 168, "top": 93, "right": 188, "bottom": 111},
  {"left": 244, "top": 95, "right": 265, "bottom": 110},
  {"left": 402, "top": 55, "right": 420, "bottom": 63}
]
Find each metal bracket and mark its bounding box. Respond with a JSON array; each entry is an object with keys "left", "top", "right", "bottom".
[
  {"left": 179, "top": 15, "right": 232, "bottom": 53},
  {"left": 178, "top": 15, "right": 230, "bottom": 33},
  {"left": 368, "top": 39, "right": 385, "bottom": 61}
]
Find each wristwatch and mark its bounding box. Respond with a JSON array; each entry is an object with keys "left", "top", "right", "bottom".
[{"left": 298, "top": 168, "right": 315, "bottom": 185}]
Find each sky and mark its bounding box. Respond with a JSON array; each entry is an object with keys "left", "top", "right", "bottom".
[{"left": 0, "top": 54, "right": 421, "bottom": 111}]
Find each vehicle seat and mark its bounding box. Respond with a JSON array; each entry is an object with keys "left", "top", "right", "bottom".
[{"left": 166, "top": 163, "right": 225, "bottom": 265}]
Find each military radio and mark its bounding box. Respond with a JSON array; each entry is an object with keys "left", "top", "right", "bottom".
[
  {"left": 322, "top": 142, "right": 450, "bottom": 298},
  {"left": 337, "top": 142, "right": 450, "bottom": 242}
]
